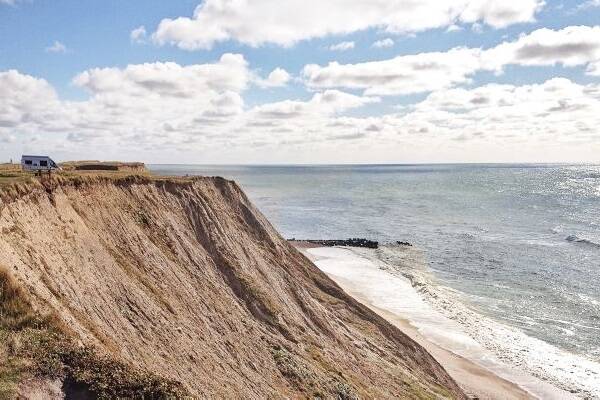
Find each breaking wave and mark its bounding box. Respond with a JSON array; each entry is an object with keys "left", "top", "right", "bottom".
[
  {"left": 566, "top": 234, "right": 600, "bottom": 248},
  {"left": 356, "top": 245, "right": 600, "bottom": 399}
]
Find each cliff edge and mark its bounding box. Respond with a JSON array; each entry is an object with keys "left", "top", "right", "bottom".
[{"left": 0, "top": 174, "right": 465, "bottom": 399}]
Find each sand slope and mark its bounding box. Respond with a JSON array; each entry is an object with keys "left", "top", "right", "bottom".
[{"left": 0, "top": 176, "right": 465, "bottom": 399}]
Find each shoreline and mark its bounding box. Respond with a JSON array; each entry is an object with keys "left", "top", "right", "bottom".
[
  {"left": 329, "top": 273, "right": 532, "bottom": 400},
  {"left": 297, "top": 245, "right": 574, "bottom": 400}
]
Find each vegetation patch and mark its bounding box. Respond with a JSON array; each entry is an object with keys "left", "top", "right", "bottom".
[
  {"left": 136, "top": 210, "right": 151, "bottom": 226},
  {"left": 0, "top": 330, "right": 20, "bottom": 398},
  {"left": 75, "top": 164, "right": 120, "bottom": 171},
  {"left": 0, "top": 164, "right": 34, "bottom": 188},
  {"left": 271, "top": 345, "right": 360, "bottom": 400},
  {"left": 239, "top": 274, "right": 282, "bottom": 319},
  {"left": 0, "top": 163, "right": 202, "bottom": 205},
  {"left": 271, "top": 345, "right": 316, "bottom": 386},
  {"left": 0, "top": 265, "right": 190, "bottom": 399}
]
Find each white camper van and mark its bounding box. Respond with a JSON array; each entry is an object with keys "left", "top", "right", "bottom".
[{"left": 21, "top": 155, "right": 59, "bottom": 172}]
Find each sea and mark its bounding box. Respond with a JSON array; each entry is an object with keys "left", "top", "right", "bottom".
[{"left": 150, "top": 164, "right": 600, "bottom": 398}]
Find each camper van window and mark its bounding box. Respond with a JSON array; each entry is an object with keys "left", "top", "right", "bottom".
[
  {"left": 40, "top": 160, "right": 48, "bottom": 167},
  {"left": 25, "top": 160, "right": 32, "bottom": 165}
]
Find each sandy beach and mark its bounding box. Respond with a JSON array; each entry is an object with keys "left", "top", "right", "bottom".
[
  {"left": 327, "top": 273, "right": 532, "bottom": 399},
  {"left": 296, "top": 244, "right": 575, "bottom": 400}
]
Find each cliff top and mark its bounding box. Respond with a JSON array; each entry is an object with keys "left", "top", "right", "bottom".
[
  {"left": 0, "top": 161, "right": 202, "bottom": 204},
  {"left": 1, "top": 160, "right": 148, "bottom": 183},
  {"left": 59, "top": 160, "right": 146, "bottom": 171}
]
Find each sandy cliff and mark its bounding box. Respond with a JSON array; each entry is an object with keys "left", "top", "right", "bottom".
[{"left": 0, "top": 175, "right": 465, "bottom": 399}]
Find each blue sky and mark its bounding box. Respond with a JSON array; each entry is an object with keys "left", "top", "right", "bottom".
[{"left": 1, "top": 0, "right": 600, "bottom": 163}]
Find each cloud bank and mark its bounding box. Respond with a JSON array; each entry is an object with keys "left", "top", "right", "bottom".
[
  {"left": 151, "top": 0, "right": 545, "bottom": 50},
  {"left": 2, "top": 65, "right": 599, "bottom": 162},
  {"left": 304, "top": 26, "right": 600, "bottom": 96}
]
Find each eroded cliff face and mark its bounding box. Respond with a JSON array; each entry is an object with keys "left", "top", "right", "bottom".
[{"left": 0, "top": 176, "right": 465, "bottom": 399}]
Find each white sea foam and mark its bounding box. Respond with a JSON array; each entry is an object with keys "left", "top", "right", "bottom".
[
  {"left": 308, "top": 246, "right": 600, "bottom": 399},
  {"left": 566, "top": 234, "right": 600, "bottom": 248}
]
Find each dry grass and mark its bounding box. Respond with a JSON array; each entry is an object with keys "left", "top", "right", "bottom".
[
  {"left": 0, "top": 164, "right": 34, "bottom": 188},
  {"left": 0, "top": 161, "right": 151, "bottom": 190},
  {"left": 0, "top": 265, "right": 53, "bottom": 398},
  {"left": 0, "top": 265, "right": 61, "bottom": 332},
  {"left": 59, "top": 161, "right": 146, "bottom": 171}
]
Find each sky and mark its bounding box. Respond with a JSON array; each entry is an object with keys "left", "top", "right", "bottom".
[{"left": 1, "top": 0, "right": 600, "bottom": 164}]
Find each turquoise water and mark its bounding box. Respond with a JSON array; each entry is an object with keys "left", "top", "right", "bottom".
[{"left": 150, "top": 164, "right": 600, "bottom": 362}]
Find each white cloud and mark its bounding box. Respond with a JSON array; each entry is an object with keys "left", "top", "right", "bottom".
[
  {"left": 446, "top": 24, "right": 464, "bottom": 32},
  {"left": 304, "top": 25, "right": 600, "bottom": 96},
  {"left": 398, "top": 78, "right": 600, "bottom": 147},
  {"left": 483, "top": 25, "right": 600, "bottom": 71},
  {"left": 575, "top": 0, "right": 600, "bottom": 11},
  {"left": 372, "top": 38, "right": 394, "bottom": 48},
  {"left": 203, "top": 90, "right": 245, "bottom": 117},
  {"left": 130, "top": 26, "right": 147, "bottom": 44},
  {"left": 73, "top": 53, "right": 250, "bottom": 96},
  {"left": 0, "top": 134, "right": 16, "bottom": 143},
  {"left": 303, "top": 47, "right": 483, "bottom": 96},
  {"left": 458, "top": 0, "right": 545, "bottom": 28},
  {"left": 587, "top": 60, "right": 600, "bottom": 76},
  {"left": 0, "top": 70, "right": 62, "bottom": 129},
  {"left": 151, "top": 0, "right": 544, "bottom": 50},
  {"left": 45, "top": 41, "right": 68, "bottom": 54},
  {"left": 329, "top": 41, "right": 355, "bottom": 51},
  {"left": 251, "top": 90, "right": 378, "bottom": 119},
  {"left": 256, "top": 67, "right": 291, "bottom": 88}
]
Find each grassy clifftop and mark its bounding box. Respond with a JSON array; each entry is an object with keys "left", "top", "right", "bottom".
[
  {"left": 0, "top": 161, "right": 149, "bottom": 191},
  {"left": 0, "top": 162, "right": 200, "bottom": 205}
]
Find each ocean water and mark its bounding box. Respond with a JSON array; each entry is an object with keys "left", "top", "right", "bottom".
[{"left": 150, "top": 164, "right": 600, "bottom": 395}]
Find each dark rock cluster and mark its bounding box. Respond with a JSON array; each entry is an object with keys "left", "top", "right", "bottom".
[{"left": 303, "top": 238, "right": 379, "bottom": 249}]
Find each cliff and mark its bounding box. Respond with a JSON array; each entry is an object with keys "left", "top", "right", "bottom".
[{"left": 0, "top": 175, "right": 465, "bottom": 399}]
